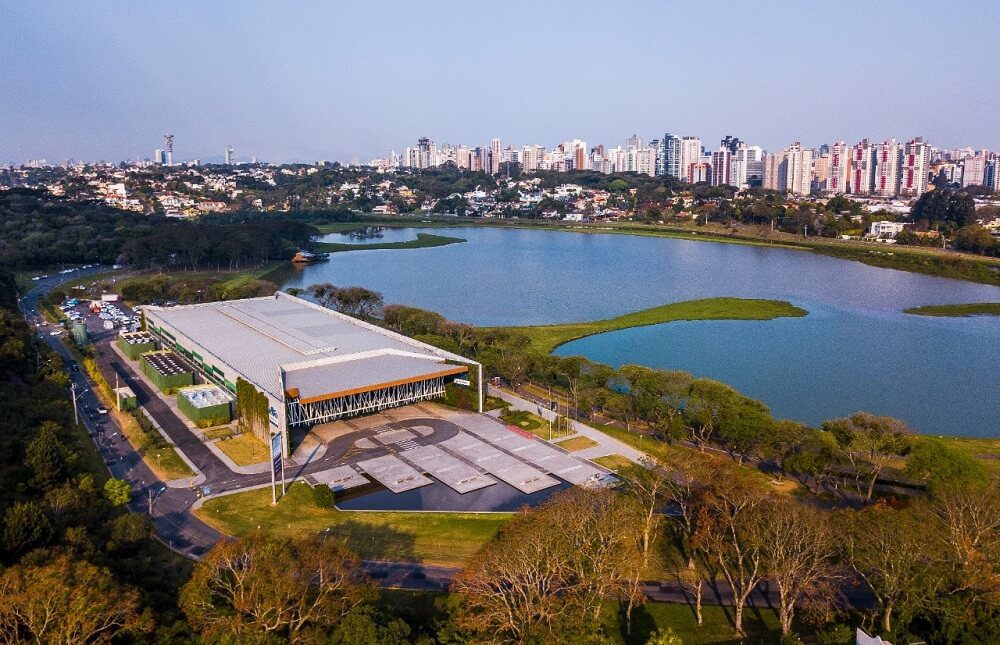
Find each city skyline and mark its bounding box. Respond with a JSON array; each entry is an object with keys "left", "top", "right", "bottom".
[{"left": 3, "top": 1, "right": 1000, "bottom": 163}]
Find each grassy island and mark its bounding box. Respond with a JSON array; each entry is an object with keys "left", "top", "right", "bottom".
[
  {"left": 314, "top": 232, "right": 465, "bottom": 253},
  {"left": 502, "top": 297, "right": 808, "bottom": 354},
  {"left": 903, "top": 302, "right": 1000, "bottom": 317}
]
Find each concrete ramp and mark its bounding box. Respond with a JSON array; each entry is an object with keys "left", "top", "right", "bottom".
[
  {"left": 357, "top": 455, "right": 432, "bottom": 493},
  {"left": 317, "top": 465, "right": 370, "bottom": 492},
  {"left": 462, "top": 417, "right": 606, "bottom": 485},
  {"left": 441, "top": 432, "right": 559, "bottom": 494},
  {"left": 400, "top": 445, "right": 496, "bottom": 494}
]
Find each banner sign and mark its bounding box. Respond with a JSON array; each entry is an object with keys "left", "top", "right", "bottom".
[
  {"left": 271, "top": 434, "right": 282, "bottom": 479},
  {"left": 453, "top": 378, "right": 471, "bottom": 387}
]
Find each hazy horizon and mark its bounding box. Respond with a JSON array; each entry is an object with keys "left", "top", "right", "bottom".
[{"left": 3, "top": 1, "right": 999, "bottom": 164}]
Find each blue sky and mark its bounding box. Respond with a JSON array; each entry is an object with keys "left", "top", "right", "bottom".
[{"left": 2, "top": 1, "right": 998, "bottom": 163}]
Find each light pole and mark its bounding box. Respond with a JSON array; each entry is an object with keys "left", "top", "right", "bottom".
[
  {"left": 148, "top": 485, "right": 166, "bottom": 514},
  {"left": 70, "top": 382, "right": 79, "bottom": 425}
]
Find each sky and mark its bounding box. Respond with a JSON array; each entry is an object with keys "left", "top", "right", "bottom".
[{"left": 2, "top": 1, "right": 999, "bottom": 164}]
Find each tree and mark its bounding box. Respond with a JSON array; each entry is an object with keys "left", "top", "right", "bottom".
[
  {"left": 844, "top": 505, "right": 942, "bottom": 636},
  {"left": 954, "top": 225, "right": 998, "bottom": 255},
  {"left": 928, "top": 478, "right": 1000, "bottom": 623},
  {"left": 763, "top": 419, "right": 810, "bottom": 481},
  {"left": 617, "top": 459, "right": 673, "bottom": 633},
  {"left": 824, "top": 412, "right": 911, "bottom": 503},
  {"left": 25, "top": 421, "right": 69, "bottom": 491},
  {"left": 692, "top": 473, "right": 769, "bottom": 634},
  {"left": 180, "top": 534, "right": 370, "bottom": 640},
  {"left": 906, "top": 438, "right": 988, "bottom": 492},
  {"left": 683, "top": 379, "right": 735, "bottom": 449},
  {"left": 103, "top": 478, "right": 132, "bottom": 507},
  {"left": 0, "top": 555, "right": 150, "bottom": 643},
  {"left": 757, "top": 499, "right": 839, "bottom": 636},
  {"left": 451, "top": 488, "right": 642, "bottom": 642},
  {"left": 2, "top": 501, "right": 52, "bottom": 556}
]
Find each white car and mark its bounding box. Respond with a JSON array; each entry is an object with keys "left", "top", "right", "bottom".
[{"left": 49, "top": 330, "right": 62, "bottom": 336}]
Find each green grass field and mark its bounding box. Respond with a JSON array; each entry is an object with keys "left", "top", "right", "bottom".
[
  {"left": 903, "top": 302, "right": 1000, "bottom": 317},
  {"left": 592, "top": 454, "right": 634, "bottom": 471},
  {"left": 555, "top": 435, "right": 599, "bottom": 452},
  {"left": 501, "top": 297, "right": 808, "bottom": 354},
  {"left": 214, "top": 432, "right": 269, "bottom": 466},
  {"left": 313, "top": 232, "right": 465, "bottom": 253},
  {"left": 196, "top": 482, "right": 510, "bottom": 567}
]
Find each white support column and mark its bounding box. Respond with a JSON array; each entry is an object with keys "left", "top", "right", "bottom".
[{"left": 477, "top": 363, "right": 483, "bottom": 413}]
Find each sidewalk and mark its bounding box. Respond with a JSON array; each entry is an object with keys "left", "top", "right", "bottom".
[{"left": 488, "top": 385, "right": 646, "bottom": 464}]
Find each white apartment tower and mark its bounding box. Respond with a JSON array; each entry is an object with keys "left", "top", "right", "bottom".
[
  {"left": 781, "top": 142, "right": 813, "bottom": 196},
  {"left": 899, "top": 138, "right": 931, "bottom": 198},
  {"left": 680, "top": 137, "right": 702, "bottom": 183},
  {"left": 874, "top": 138, "right": 901, "bottom": 197},
  {"left": 850, "top": 140, "right": 875, "bottom": 195},
  {"left": 826, "top": 142, "right": 850, "bottom": 193}
]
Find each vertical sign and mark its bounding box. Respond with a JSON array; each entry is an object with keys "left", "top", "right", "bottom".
[{"left": 270, "top": 433, "right": 284, "bottom": 504}]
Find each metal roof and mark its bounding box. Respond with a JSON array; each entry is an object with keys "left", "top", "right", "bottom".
[
  {"left": 144, "top": 292, "right": 476, "bottom": 401},
  {"left": 285, "top": 353, "right": 467, "bottom": 403}
]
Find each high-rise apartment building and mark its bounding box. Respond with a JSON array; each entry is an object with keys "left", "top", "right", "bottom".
[
  {"left": 850, "top": 139, "right": 875, "bottom": 195},
  {"left": 899, "top": 138, "right": 931, "bottom": 198},
  {"left": 874, "top": 138, "right": 901, "bottom": 197},
  {"left": 489, "top": 138, "right": 502, "bottom": 175},
  {"left": 659, "top": 134, "right": 682, "bottom": 178},
  {"left": 961, "top": 154, "right": 988, "bottom": 187},
  {"left": 826, "top": 142, "right": 850, "bottom": 193},
  {"left": 680, "top": 137, "right": 702, "bottom": 183},
  {"left": 711, "top": 148, "right": 732, "bottom": 187},
  {"left": 153, "top": 149, "right": 165, "bottom": 165},
  {"left": 224, "top": 145, "right": 234, "bottom": 165},
  {"left": 625, "top": 134, "right": 642, "bottom": 150},
  {"left": 763, "top": 152, "right": 782, "bottom": 191},
  {"left": 781, "top": 142, "right": 813, "bottom": 196}
]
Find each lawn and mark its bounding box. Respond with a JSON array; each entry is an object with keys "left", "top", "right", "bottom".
[
  {"left": 501, "top": 297, "right": 808, "bottom": 354},
  {"left": 915, "top": 435, "right": 1000, "bottom": 475},
  {"left": 592, "top": 454, "right": 634, "bottom": 471},
  {"left": 313, "top": 232, "right": 466, "bottom": 253},
  {"left": 555, "top": 435, "right": 599, "bottom": 452},
  {"left": 603, "top": 599, "right": 791, "bottom": 645},
  {"left": 196, "top": 482, "right": 510, "bottom": 567},
  {"left": 214, "top": 432, "right": 269, "bottom": 466},
  {"left": 903, "top": 302, "right": 1000, "bottom": 317}
]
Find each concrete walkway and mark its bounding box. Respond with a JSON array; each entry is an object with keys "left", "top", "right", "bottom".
[{"left": 488, "top": 385, "right": 646, "bottom": 464}]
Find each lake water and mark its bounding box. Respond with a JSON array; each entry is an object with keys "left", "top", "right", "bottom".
[{"left": 281, "top": 226, "right": 1000, "bottom": 437}]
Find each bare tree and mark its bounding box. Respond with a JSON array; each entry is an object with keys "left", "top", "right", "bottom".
[
  {"left": 693, "top": 473, "right": 769, "bottom": 634},
  {"left": 756, "top": 498, "right": 840, "bottom": 636},
  {"left": 843, "top": 505, "right": 941, "bottom": 635},
  {"left": 452, "top": 488, "right": 642, "bottom": 642}
]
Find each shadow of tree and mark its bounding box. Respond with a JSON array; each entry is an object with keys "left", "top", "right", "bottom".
[{"left": 325, "top": 518, "right": 418, "bottom": 564}]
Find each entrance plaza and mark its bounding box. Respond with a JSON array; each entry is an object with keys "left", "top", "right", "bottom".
[{"left": 304, "top": 403, "right": 613, "bottom": 499}]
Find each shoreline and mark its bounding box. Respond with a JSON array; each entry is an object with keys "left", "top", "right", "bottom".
[{"left": 312, "top": 216, "right": 1000, "bottom": 287}]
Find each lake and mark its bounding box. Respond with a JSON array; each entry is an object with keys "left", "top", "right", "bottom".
[{"left": 280, "top": 226, "right": 1000, "bottom": 437}]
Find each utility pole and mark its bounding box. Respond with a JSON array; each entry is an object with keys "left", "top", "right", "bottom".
[
  {"left": 115, "top": 373, "right": 120, "bottom": 412},
  {"left": 71, "top": 382, "right": 79, "bottom": 426}
]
